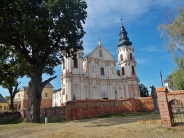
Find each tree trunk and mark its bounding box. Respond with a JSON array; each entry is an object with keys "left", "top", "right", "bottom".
[
  {"left": 10, "top": 96, "right": 15, "bottom": 110},
  {"left": 26, "top": 72, "right": 57, "bottom": 123},
  {"left": 26, "top": 73, "right": 43, "bottom": 123}
]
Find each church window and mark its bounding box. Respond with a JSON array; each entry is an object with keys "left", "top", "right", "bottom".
[
  {"left": 120, "top": 54, "right": 123, "bottom": 61},
  {"left": 132, "top": 66, "right": 135, "bottom": 74},
  {"left": 122, "top": 67, "right": 125, "bottom": 75},
  {"left": 99, "top": 47, "right": 103, "bottom": 57},
  {"left": 130, "top": 53, "right": 133, "bottom": 60},
  {"left": 45, "top": 93, "right": 48, "bottom": 97},
  {"left": 73, "top": 58, "right": 78, "bottom": 68},
  {"left": 63, "top": 59, "right": 65, "bottom": 69},
  {"left": 100, "top": 67, "right": 105, "bottom": 75}
]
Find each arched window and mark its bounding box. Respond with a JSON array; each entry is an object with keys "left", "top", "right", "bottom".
[
  {"left": 73, "top": 58, "right": 78, "bottom": 68},
  {"left": 132, "top": 66, "right": 135, "bottom": 74},
  {"left": 100, "top": 67, "right": 105, "bottom": 75},
  {"left": 120, "top": 54, "right": 123, "bottom": 61},
  {"left": 122, "top": 67, "right": 125, "bottom": 75},
  {"left": 130, "top": 53, "right": 133, "bottom": 60}
]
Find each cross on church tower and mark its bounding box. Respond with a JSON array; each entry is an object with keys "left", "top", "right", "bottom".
[
  {"left": 121, "top": 18, "right": 123, "bottom": 26},
  {"left": 98, "top": 37, "right": 101, "bottom": 45}
]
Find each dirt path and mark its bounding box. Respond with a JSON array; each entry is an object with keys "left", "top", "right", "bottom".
[{"left": 0, "top": 113, "right": 184, "bottom": 138}]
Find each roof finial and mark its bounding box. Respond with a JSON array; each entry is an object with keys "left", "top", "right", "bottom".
[
  {"left": 121, "top": 18, "right": 123, "bottom": 26},
  {"left": 98, "top": 37, "right": 101, "bottom": 45}
]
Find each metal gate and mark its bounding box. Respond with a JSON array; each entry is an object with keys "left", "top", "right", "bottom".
[{"left": 171, "top": 100, "right": 184, "bottom": 125}]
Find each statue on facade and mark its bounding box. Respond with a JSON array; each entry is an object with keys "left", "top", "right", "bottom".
[{"left": 150, "top": 85, "right": 159, "bottom": 112}]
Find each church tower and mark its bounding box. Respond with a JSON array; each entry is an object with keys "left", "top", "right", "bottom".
[
  {"left": 117, "top": 22, "right": 138, "bottom": 79},
  {"left": 61, "top": 49, "right": 84, "bottom": 105}
]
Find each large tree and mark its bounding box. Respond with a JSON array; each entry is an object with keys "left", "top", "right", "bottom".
[
  {"left": 158, "top": 8, "right": 184, "bottom": 90},
  {"left": 165, "top": 60, "right": 184, "bottom": 90},
  {"left": 0, "top": 0, "right": 87, "bottom": 122},
  {"left": 158, "top": 8, "right": 184, "bottom": 63},
  {"left": 139, "top": 84, "right": 149, "bottom": 97},
  {"left": 0, "top": 45, "right": 21, "bottom": 110}
]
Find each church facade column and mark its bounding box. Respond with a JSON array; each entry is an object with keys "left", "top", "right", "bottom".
[
  {"left": 125, "top": 82, "right": 129, "bottom": 98},
  {"left": 96, "top": 60, "right": 99, "bottom": 78}
]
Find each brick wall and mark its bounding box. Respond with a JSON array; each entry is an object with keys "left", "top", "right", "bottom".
[
  {"left": 40, "top": 107, "right": 65, "bottom": 117},
  {"left": 135, "top": 97, "right": 154, "bottom": 111},
  {"left": 19, "top": 98, "right": 154, "bottom": 120},
  {"left": 157, "top": 87, "right": 184, "bottom": 127},
  {"left": 65, "top": 98, "right": 154, "bottom": 121}
]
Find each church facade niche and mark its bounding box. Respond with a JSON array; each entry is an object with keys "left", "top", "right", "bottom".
[{"left": 99, "top": 47, "right": 103, "bottom": 57}]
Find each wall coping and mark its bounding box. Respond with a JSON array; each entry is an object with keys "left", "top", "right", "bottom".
[
  {"left": 66, "top": 98, "right": 138, "bottom": 104},
  {"left": 156, "top": 87, "right": 168, "bottom": 93},
  {"left": 168, "top": 91, "right": 184, "bottom": 95},
  {"left": 136, "top": 97, "right": 152, "bottom": 99}
]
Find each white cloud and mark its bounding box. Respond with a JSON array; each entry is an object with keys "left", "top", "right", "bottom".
[
  {"left": 84, "top": 0, "right": 182, "bottom": 29},
  {"left": 141, "top": 46, "right": 159, "bottom": 52},
  {"left": 136, "top": 58, "right": 148, "bottom": 64}
]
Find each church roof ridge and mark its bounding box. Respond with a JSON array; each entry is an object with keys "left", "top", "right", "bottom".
[
  {"left": 83, "top": 41, "right": 116, "bottom": 62},
  {"left": 0, "top": 93, "right": 7, "bottom": 102}
]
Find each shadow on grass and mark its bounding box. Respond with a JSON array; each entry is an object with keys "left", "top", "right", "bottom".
[
  {"left": 7, "top": 117, "right": 26, "bottom": 124},
  {"left": 81, "top": 111, "right": 160, "bottom": 127},
  {"left": 6, "top": 116, "right": 66, "bottom": 124},
  {"left": 98, "top": 111, "right": 153, "bottom": 119},
  {"left": 40, "top": 116, "right": 66, "bottom": 123}
]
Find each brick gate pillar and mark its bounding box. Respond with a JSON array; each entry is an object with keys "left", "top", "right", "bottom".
[{"left": 156, "top": 87, "right": 173, "bottom": 127}]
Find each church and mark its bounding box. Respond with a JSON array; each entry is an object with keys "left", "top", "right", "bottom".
[{"left": 59, "top": 24, "right": 140, "bottom": 105}]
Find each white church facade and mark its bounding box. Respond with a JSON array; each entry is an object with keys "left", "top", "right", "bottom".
[{"left": 54, "top": 24, "right": 140, "bottom": 106}]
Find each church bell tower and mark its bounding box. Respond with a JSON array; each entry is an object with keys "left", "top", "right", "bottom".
[{"left": 117, "top": 22, "right": 138, "bottom": 79}]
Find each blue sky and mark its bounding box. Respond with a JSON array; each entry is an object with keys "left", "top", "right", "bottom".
[{"left": 0, "top": 0, "right": 183, "bottom": 97}]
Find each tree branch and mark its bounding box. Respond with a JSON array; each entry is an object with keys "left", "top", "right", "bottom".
[
  {"left": 13, "top": 82, "right": 21, "bottom": 98},
  {"left": 41, "top": 75, "right": 57, "bottom": 89}
]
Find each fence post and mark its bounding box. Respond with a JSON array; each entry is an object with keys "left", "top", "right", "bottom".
[{"left": 156, "top": 87, "right": 173, "bottom": 127}]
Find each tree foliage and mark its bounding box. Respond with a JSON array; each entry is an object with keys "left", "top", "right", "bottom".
[
  {"left": 0, "top": 0, "right": 87, "bottom": 122},
  {"left": 165, "top": 61, "right": 184, "bottom": 90},
  {"left": 5, "top": 96, "right": 10, "bottom": 101},
  {"left": 158, "top": 8, "right": 184, "bottom": 62},
  {"left": 139, "top": 83, "right": 149, "bottom": 97},
  {"left": 0, "top": 45, "right": 21, "bottom": 109},
  {"left": 116, "top": 70, "right": 120, "bottom": 76},
  {"left": 159, "top": 8, "right": 184, "bottom": 90}
]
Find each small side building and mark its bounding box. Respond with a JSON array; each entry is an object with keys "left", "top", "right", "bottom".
[
  {"left": 0, "top": 93, "right": 9, "bottom": 112},
  {"left": 14, "top": 83, "right": 53, "bottom": 110},
  {"left": 52, "top": 88, "right": 62, "bottom": 107}
]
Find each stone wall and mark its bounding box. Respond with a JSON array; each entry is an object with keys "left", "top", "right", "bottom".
[
  {"left": 157, "top": 87, "right": 184, "bottom": 127},
  {"left": 0, "top": 112, "right": 21, "bottom": 124},
  {"left": 65, "top": 98, "right": 154, "bottom": 121}
]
